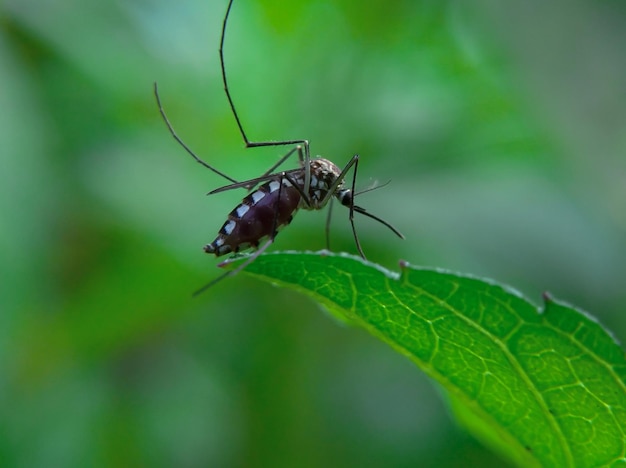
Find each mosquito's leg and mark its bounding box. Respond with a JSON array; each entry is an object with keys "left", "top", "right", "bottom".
[
  {"left": 314, "top": 154, "right": 404, "bottom": 257},
  {"left": 311, "top": 154, "right": 363, "bottom": 255},
  {"left": 154, "top": 83, "right": 239, "bottom": 184},
  {"left": 193, "top": 233, "right": 274, "bottom": 296},
  {"left": 345, "top": 156, "right": 365, "bottom": 259},
  {"left": 351, "top": 205, "right": 405, "bottom": 239},
  {"left": 314, "top": 154, "right": 365, "bottom": 257},
  {"left": 325, "top": 198, "right": 333, "bottom": 250},
  {"left": 220, "top": 0, "right": 312, "bottom": 183},
  {"left": 192, "top": 270, "right": 232, "bottom": 296},
  {"left": 260, "top": 146, "right": 299, "bottom": 177},
  {"left": 192, "top": 235, "right": 275, "bottom": 295},
  {"left": 156, "top": 80, "right": 309, "bottom": 194}
]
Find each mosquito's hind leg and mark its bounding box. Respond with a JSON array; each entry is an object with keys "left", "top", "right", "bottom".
[
  {"left": 219, "top": 0, "right": 312, "bottom": 188},
  {"left": 153, "top": 82, "right": 239, "bottom": 184},
  {"left": 192, "top": 237, "right": 275, "bottom": 296}
]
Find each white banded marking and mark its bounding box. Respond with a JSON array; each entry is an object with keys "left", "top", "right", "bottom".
[
  {"left": 236, "top": 204, "right": 250, "bottom": 218},
  {"left": 222, "top": 220, "right": 236, "bottom": 235},
  {"left": 251, "top": 190, "right": 265, "bottom": 204},
  {"left": 269, "top": 181, "right": 280, "bottom": 193}
]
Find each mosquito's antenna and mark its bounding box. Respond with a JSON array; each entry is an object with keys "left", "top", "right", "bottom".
[
  {"left": 154, "top": 82, "right": 238, "bottom": 184},
  {"left": 355, "top": 179, "right": 392, "bottom": 197}
]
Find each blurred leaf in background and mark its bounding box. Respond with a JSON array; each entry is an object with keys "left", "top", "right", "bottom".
[{"left": 1, "top": 0, "right": 625, "bottom": 466}]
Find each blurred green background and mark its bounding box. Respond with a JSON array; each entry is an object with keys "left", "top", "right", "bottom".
[{"left": 2, "top": 0, "right": 625, "bottom": 466}]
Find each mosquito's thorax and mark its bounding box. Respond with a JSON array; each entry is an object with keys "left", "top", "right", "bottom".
[{"left": 298, "top": 158, "right": 344, "bottom": 210}]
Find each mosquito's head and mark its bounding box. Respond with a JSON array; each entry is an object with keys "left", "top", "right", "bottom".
[{"left": 336, "top": 188, "right": 353, "bottom": 207}]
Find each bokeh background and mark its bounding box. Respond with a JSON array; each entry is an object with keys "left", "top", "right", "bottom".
[{"left": 2, "top": 0, "right": 625, "bottom": 466}]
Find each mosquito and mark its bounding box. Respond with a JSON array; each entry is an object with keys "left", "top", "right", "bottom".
[{"left": 154, "top": 0, "right": 404, "bottom": 294}]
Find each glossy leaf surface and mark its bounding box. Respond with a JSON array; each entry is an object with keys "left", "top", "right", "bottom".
[{"left": 229, "top": 251, "right": 626, "bottom": 467}]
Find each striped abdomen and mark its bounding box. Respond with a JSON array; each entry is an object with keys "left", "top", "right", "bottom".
[{"left": 204, "top": 178, "right": 302, "bottom": 256}]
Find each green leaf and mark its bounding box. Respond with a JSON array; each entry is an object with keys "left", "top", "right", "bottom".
[{"left": 225, "top": 251, "right": 626, "bottom": 468}]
